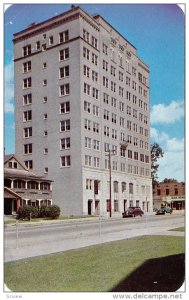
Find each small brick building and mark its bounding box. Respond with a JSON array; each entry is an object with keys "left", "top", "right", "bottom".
[{"left": 153, "top": 181, "right": 185, "bottom": 210}]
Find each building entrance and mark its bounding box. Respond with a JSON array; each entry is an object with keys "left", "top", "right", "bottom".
[{"left": 88, "top": 200, "right": 92, "bottom": 215}]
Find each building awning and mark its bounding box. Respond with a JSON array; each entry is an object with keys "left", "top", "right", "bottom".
[
  {"left": 162, "top": 196, "right": 185, "bottom": 203},
  {"left": 4, "top": 187, "right": 22, "bottom": 199}
]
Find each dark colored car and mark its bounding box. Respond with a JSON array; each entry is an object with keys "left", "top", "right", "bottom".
[
  {"left": 122, "top": 207, "right": 144, "bottom": 218},
  {"left": 156, "top": 207, "right": 173, "bottom": 215}
]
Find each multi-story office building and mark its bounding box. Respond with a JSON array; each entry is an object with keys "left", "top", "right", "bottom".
[{"left": 14, "top": 5, "right": 152, "bottom": 216}]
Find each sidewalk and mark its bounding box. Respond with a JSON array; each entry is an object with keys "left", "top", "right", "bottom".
[{"left": 4, "top": 209, "right": 185, "bottom": 228}]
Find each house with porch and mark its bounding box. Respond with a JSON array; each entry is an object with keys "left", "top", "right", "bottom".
[{"left": 4, "top": 154, "right": 53, "bottom": 215}]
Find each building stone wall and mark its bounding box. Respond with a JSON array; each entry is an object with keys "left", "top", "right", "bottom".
[{"left": 14, "top": 6, "right": 152, "bottom": 216}]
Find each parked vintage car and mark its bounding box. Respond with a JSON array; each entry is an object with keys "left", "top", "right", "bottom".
[
  {"left": 156, "top": 207, "right": 173, "bottom": 215},
  {"left": 122, "top": 207, "right": 144, "bottom": 218}
]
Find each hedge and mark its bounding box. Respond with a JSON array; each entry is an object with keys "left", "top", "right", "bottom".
[{"left": 17, "top": 205, "right": 39, "bottom": 220}]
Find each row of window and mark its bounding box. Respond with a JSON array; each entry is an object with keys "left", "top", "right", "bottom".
[
  {"left": 85, "top": 155, "right": 150, "bottom": 176},
  {"left": 83, "top": 29, "right": 98, "bottom": 49},
  {"left": 11, "top": 180, "right": 51, "bottom": 190},
  {"left": 84, "top": 118, "right": 149, "bottom": 138},
  {"left": 22, "top": 114, "right": 149, "bottom": 150},
  {"left": 22, "top": 30, "right": 69, "bottom": 57}
]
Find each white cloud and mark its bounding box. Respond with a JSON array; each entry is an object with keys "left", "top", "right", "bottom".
[
  {"left": 150, "top": 127, "right": 169, "bottom": 144},
  {"left": 151, "top": 127, "right": 184, "bottom": 181},
  {"left": 4, "top": 60, "right": 14, "bottom": 113},
  {"left": 158, "top": 151, "right": 184, "bottom": 182},
  {"left": 151, "top": 100, "right": 184, "bottom": 125}
]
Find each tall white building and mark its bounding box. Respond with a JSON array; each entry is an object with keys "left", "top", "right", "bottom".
[{"left": 14, "top": 6, "right": 152, "bottom": 216}]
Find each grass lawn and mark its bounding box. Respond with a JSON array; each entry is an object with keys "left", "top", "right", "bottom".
[
  {"left": 169, "top": 227, "right": 185, "bottom": 232},
  {"left": 4, "top": 215, "right": 96, "bottom": 225},
  {"left": 4, "top": 235, "right": 185, "bottom": 292}
]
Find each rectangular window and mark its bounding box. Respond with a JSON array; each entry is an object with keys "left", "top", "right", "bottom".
[
  {"left": 61, "top": 155, "right": 71, "bottom": 167},
  {"left": 59, "top": 48, "right": 69, "bottom": 61},
  {"left": 103, "top": 76, "right": 109, "bottom": 88},
  {"left": 84, "top": 101, "right": 91, "bottom": 113},
  {"left": 60, "top": 137, "right": 70, "bottom": 150},
  {"left": 104, "top": 109, "right": 109, "bottom": 121},
  {"left": 120, "top": 117, "right": 125, "bottom": 127},
  {"left": 92, "top": 53, "right": 98, "bottom": 65},
  {"left": 23, "top": 45, "right": 31, "bottom": 56},
  {"left": 114, "top": 200, "right": 119, "bottom": 212},
  {"left": 92, "top": 70, "right": 98, "bottom": 82},
  {"left": 111, "top": 66, "right": 116, "bottom": 76},
  {"left": 119, "top": 101, "right": 124, "bottom": 112},
  {"left": 112, "top": 113, "right": 117, "bottom": 124},
  {"left": 84, "top": 83, "right": 90, "bottom": 95},
  {"left": 112, "top": 129, "right": 117, "bottom": 139},
  {"left": 94, "top": 157, "right": 100, "bottom": 168},
  {"left": 103, "top": 43, "right": 108, "bottom": 55},
  {"left": 23, "top": 110, "right": 32, "bottom": 122},
  {"left": 93, "top": 105, "right": 99, "bottom": 117},
  {"left": 23, "top": 94, "right": 32, "bottom": 105},
  {"left": 23, "top": 77, "right": 32, "bottom": 89},
  {"left": 36, "top": 41, "right": 40, "bottom": 50},
  {"left": 83, "top": 65, "right": 90, "bottom": 78},
  {"left": 128, "top": 150, "right": 132, "bottom": 159},
  {"left": 85, "top": 155, "right": 92, "bottom": 166},
  {"left": 86, "top": 179, "right": 92, "bottom": 190},
  {"left": 59, "top": 66, "right": 69, "bottom": 78},
  {"left": 111, "top": 97, "right": 117, "bottom": 108},
  {"left": 111, "top": 81, "right": 116, "bottom": 92},
  {"left": 23, "top": 127, "right": 32, "bottom": 138},
  {"left": 49, "top": 35, "right": 54, "bottom": 45},
  {"left": 166, "top": 188, "right": 169, "bottom": 195},
  {"left": 103, "top": 93, "right": 109, "bottom": 104},
  {"left": 92, "top": 36, "right": 98, "bottom": 49},
  {"left": 92, "top": 88, "right": 99, "bottom": 99},
  {"left": 85, "top": 137, "right": 91, "bottom": 148},
  {"left": 140, "top": 154, "right": 145, "bottom": 162},
  {"left": 60, "top": 119, "right": 70, "bottom": 132},
  {"left": 103, "top": 60, "right": 108, "bottom": 71},
  {"left": 59, "top": 30, "right": 69, "bottom": 43},
  {"left": 60, "top": 102, "right": 70, "bottom": 114},
  {"left": 24, "top": 143, "right": 32, "bottom": 154},
  {"left": 83, "top": 29, "right": 90, "bottom": 42},
  {"left": 23, "top": 61, "right": 31, "bottom": 73},
  {"left": 60, "top": 84, "right": 70, "bottom": 96},
  {"left": 93, "top": 122, "right": 99, "bottom": 133},
  {"left": 93, "top": 140, "right": 100, "bottom": 151},
  {"left": 83, "top": 47, "right": 90, "bottom": 60},
  {"left": 104, "top": 126, "right": 110, "bottom": 137},
  {"left": 24, "top": 160, "right": 33, "bottom": 169},
  {"left": 42, "top": 44, "right": 46, "bottom": 51},
  {"left": 84, "top": 119, "right": 91, "bottom": 131}
]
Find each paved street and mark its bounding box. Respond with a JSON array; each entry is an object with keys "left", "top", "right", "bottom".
[{"left": 4, "top": 212, "right": 184, "bottom": 262}]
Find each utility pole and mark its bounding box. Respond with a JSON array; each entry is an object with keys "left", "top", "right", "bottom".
[
  {"left": 106, "top": 141, "right": 128, "bottom": 218},
  {"left": 105, "top": 149, "right": 115, "bottom": 218}
]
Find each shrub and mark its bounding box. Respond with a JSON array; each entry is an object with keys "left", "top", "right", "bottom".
[
  {"left": 39, "top": 205, "right": 48, "bottom": 218},
  {"left": 45, "top": 205, "right": 60, "bottom": 219},
  {"left": 17, "top": 205, "right": 39, "bottom": 220}
]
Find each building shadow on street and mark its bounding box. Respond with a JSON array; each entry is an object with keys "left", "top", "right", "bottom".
[{"left": 110, "top": 253, "right": 185, "bottom": 292}]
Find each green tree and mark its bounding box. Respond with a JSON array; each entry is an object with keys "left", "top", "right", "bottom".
[
  {"left": 151, "top": 142, "right": 164, "bottom": 182},
  {"left": 162, "top": 178, "right": 178, "bottom": 183}
]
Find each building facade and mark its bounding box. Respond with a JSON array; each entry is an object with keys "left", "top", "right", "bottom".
[
  {"left": 14, "top": 6, "right": 152, "bottom": 216},
  {"left": 4, "top": 154, "right": 52, "bottom": 215},
  {"left": 153, "top": 181, "right": 185, "bottom": 210}
]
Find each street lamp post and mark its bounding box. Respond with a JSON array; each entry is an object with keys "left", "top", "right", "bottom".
[{"left": 106, "top": 149, "right": 115, "bottom": 218}]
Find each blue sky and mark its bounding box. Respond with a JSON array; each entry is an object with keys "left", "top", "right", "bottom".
[{"left": 4, "top": 3, "right": 185, "bottom": 181}]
